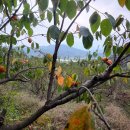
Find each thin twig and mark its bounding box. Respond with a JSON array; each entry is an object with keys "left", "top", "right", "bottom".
[
  {"left": 0, "top": 0, "right": 25, "bottom": 31},
  {"left": 81, "top": 86, "right": 111, "bottom": 130}
]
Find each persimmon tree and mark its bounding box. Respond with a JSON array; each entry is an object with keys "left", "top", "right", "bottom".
[{"left": 0, "top": 0, "right": 130, "bottom": 130}]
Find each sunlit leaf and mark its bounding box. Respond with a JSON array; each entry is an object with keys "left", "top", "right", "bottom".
[
  {"left": 66, "top": 0, "right": 77, "bottom": 19},
  {"left": 66, "top": 33, "right": 74, "bottom": 47},
  {"left": 118, "top": 0, "right": 126, "bottom": 7},
  {"left": 125, "top": 0, "right": 130, "bottom": 10},
  {"left": 59, "top": 0, "right": 68, "bottom": 12},
  {"left": 100, "top": 19, "right": 112, "bottom": 37},
  {"left": 48, "top": 62, "right": 52, "bottom": 71},
  {"left": 47, "top": 10, "right": 52, "bottom": 22},
  {"left": 105, "top": 12, "right": 116, "bottom": 28},
  {"left": 65, "top": 76, "right": 73, "bottom": 87},
  {"left": 23, "top": 3, "right": 30, "bottom": 15},
  {"left": 89, "top": 12, "right": 101, "bottom": 33}
]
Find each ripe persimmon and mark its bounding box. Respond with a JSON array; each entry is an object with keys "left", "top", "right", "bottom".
[
  {"left": 19, "top": 59, "right": 28, "bottom": 64},
  {"left": 106, "top": 59, "right": 112, "bottom": 66},
  {"left": 28, "top": 37, "right": 32, "bottom": 43},
  {"left": 102, "top": 57, "right": 112, "bottom": 66},
  {"left": 101, "top": 57, "right": 108, "bottom": 62},
  {"left": 0, "top": 65, "right": 6, "bottom": 73},
  {"left": 71, "top": 81, "right": 79, "bottom": 87},
  {"left": 11, "top": 15, "right": 17, "bottom": 21}
]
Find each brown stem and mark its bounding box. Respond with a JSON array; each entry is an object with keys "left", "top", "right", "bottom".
[
  {"left": 6, "top": 35, "right": 14, "bottom": 78},
  {"left": 47, "top": 43, "right": 59, "bottom": 101},
  {"left": 0, "top": 0, "right": 25, "bottom": 31}
]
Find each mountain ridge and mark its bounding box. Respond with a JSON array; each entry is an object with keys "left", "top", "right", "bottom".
[{"left": 26, "top": 44, "right": 88, "bottom": 58}]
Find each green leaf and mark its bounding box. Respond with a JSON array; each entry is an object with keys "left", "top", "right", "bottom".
[
  {"left": 114, "top": 15, "right": 124, "bottom": 29},
  {"left": 36, "top": 43, "right": 39, "bottom": 49},
  {"left": 31, "top": 42, "right": 34, "bottom": 49},
  {"left": 29, "top": 12, "right": 35, "bottom": 22},
  {"left": 89, "top": 12, "right": 101, "bottom": 33},
  {"left": 38, "top": 0, "right": 49, "bottom": 11},
  {"left": 28, "top": 28, "right": 33, "bottom": 36},
  {"left": 79, "top": 27, "right": 91, "bottom": 37},
  {"left": 32, "top": 18, "right": 38, "bottom": 27},
  {"left": 100, "top": 19, "right": 112, "bottom": 37},
  {"left": 66, "top": 0, "right": 77, "bottom": 19},
  {"left": 47, "top": 10, "right": 52, "bottom": 22},
  {"left": 23, "top": 3, "right": 30, "bottom": 15},
  {"left": 104, "top": 36, "right": 112, "bottom": 57},
  {"left": 0, "top": 3, "right": 3, "bottom": 13},
  {"left": 113, "top": 46, "right": 117, "bottom": 55},
  {"left": 77, "top": 1, "right": 84, "bottom": 9},
  {"left": 118, "top": 0, "right": 126, "bottom": 7},
  {"left": 82, "top": 35, "right": 93, "bottom": 49},
  {"left": 126, "top": 20, "right": 130, "bottom": 30},
  {"left": 117, "top": 46, "right": 123, "bottom": 55},
  {"left": 59, "top": 31, "right": 66, "bottom": 41},
  {"left": 13, "top": 0, "right": 17, "bottom": 7},
  {"left": 27, "top": 47, "right": 30, "bottom": 53},
  {"left": 49, "top": 25, "right": 60, "bottom": 40},
  {"left": 40, "top": 11, "right": 45, "bottom": 20},
  {"left": 104, "top": 36, "right": 112, "bottom": 46},
  {"left": 59, "top": 0, "right": 68, "bottom": 12},
  {"left": 47, "top": 29, "right": 51, "bottom": 43},
  {"left": 105, "top": 12, "right": 116, "bottom": 28},
  {"left": 104, "top": 44, "right": 111, "bottom": 57},
  {"left": 66, "top": 33, "right": 74, "bottom": 47},
  {"left": 125, "top": 0, "right": 130, "bottom": 10},
  {"left": 11, "top": 37, "right": 17, "bottom": 45}
]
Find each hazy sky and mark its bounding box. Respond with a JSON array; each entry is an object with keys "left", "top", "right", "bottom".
[{"left": 18, "top": 0, "right": 130, "bottom": 52}]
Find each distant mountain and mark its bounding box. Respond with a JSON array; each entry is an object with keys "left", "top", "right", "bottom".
[{"left": 25, "top": 44, "right": 88, "bottom": 58}]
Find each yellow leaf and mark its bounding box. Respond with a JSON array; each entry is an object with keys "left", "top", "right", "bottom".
[
  {"left": 11, "top": 58, "right": 17, "bottom": 65},
  {"left": 65, "top": 76, "right": 73, "bottom": 87},
  {"left": 57, "top": 75, "right": 64, "bottom": 86},
  {"left": 122, "top": 78, "right": 128, "bottom": 84},
  {"left": 46, "top": 53, "right": 53, "bottom": 60},
  {"left": 48, "top": 62, "right": 52, "bottom": 71},
  {"left": 55, "top": 66, "right": 62, "bottom": 77},
  {"left": 118, "top": 0, "right": 126, "bottom": 7},
  {"left": 64, "top": 105, "right": 95, "bottom": 130}
]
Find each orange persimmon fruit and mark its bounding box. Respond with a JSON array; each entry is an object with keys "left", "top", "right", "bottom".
[
  {"left": 101, "top": 57, "right": 112, "bottom": 66},
  {"left": 57, "top": 75, "right": 64, "bottom": 86},
  {"left": 0, "top": 65, "right": 6, "bottom": 73},
  {"left": 11, "top": 15, "right": 17, "bottom": 21}
]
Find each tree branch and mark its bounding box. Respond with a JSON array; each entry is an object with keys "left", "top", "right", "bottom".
[{"left": 0, "top": 0, "right": 25, "bottom": 31}]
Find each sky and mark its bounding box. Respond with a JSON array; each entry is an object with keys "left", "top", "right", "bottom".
[{"left": 27, "top": 0, "right": 130, "bottom": 53}]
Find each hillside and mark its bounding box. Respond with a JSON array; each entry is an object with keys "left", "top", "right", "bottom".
[{"left": 26, "top": 44, "right": 88, "bottom": 58}]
